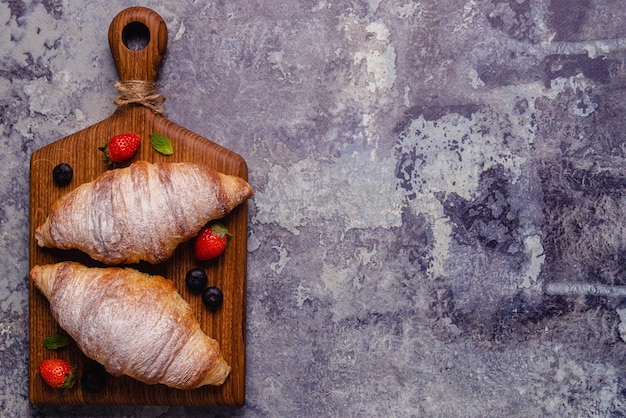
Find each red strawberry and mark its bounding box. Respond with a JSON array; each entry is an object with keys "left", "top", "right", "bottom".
[
  {"left": 38, "top": 359, "right": 76, "bottom": 390},
  {"left": 194, "top": 223, "right": 233, "bottom": 261},
  {"left": 99, "top": 133, "right": 141, "bottom": 166}
]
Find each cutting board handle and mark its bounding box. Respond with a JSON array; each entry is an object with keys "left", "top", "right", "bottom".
[{"left": 108, "top": 7, "right": 168, "bottom": 82}]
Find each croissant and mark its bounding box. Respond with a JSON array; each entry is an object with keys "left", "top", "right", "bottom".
[
  {"left": 35, "top": 160, "right": 252, "bottom": 265},
  {"left": 30, "top": 261, "right": 230, "bottom": 389}
]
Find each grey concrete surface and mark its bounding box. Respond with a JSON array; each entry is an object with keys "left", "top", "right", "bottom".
[{"left": 3, "top": 0, "right": 626, "bottom": 416}]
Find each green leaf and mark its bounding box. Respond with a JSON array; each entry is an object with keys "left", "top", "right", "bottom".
[
  {"left": 43, "top": 334, "right": 70, "bottom": 350},
  {"left": 150, "top": 133, "right": 174, "bottom": 155}
]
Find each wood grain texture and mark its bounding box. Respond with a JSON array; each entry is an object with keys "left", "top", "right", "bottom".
[{"left": 28, "top": 7, "right": 247, "bottom": 406}]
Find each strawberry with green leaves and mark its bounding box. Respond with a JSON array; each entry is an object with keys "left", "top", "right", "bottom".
[
  {"left": 38, "top": 359, "right": 76, "bottom": 390},
  {"left": 99, "top": 133, "right": 141, "bottom": 167},
  {"left": 194, "top": 223, "right": 233, "bottom": 261}
]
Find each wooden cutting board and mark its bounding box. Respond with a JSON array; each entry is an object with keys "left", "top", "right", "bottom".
[{"left": 28, "top": 7, "right": 247, "bottom": 406}]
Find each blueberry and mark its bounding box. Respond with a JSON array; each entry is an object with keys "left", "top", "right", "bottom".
[
  {"left": 81, "top": 365, "right": 107, "bottom": 394},
  {"left": 185, "top": 268, "right": 207, "bottom": 292},
  {"left": 202, "top": 286, "right": 223, "bottom": 309},
  {"left": 52, "top": 163, "right": 73, "bottom": 186}
]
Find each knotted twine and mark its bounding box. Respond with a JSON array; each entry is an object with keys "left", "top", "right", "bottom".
[{"left": 113, "top": 80, "right": 166, "bottom": 114}]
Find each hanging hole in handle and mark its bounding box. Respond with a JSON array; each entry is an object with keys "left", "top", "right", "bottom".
[{"left": 122, "top": 21, "right": 150, "bottom": 51}]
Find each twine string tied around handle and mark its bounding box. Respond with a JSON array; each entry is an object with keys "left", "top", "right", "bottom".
[{"left": 113, "top": 80, "right": 166, "bottom": 114}]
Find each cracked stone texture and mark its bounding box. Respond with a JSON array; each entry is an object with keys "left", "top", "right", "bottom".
[{"left": 3, "top": 0, "right": 626, "bottom": 416}]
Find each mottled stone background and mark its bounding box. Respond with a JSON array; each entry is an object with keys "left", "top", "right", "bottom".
[{"left": 3, "top": 0, "right": 626, "bottom": 416}]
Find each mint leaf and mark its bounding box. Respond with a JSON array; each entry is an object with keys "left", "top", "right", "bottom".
[
  {"left": 43, "top": 334, "right": 70, "bottom": 350},
  {"left": 150, "top": 133, "right": 174, "bottom": 155}
]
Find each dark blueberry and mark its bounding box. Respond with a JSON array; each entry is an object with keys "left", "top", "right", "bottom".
[
  {"left": 185, "top": 268, "right": 208, "bottom": 292},
  {"left": 52, "top": 163, "right": 73, "bottom": 186},
  {"left": 202, "top": 286, "right": 223, "bottom": 309},
  {"left": 81, "top": 365, "right": 107, "bottom": 394}
]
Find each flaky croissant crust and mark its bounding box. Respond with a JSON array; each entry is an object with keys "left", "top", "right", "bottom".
[
  {"left": 30, "top": 261, "right": 230, "bottom": 389},
  {"left": 35, "top": 161, "right": 252, "bottom": 265}
]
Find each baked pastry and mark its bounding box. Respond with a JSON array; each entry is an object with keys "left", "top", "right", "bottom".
[
  {"left": 30, "top": 261, "right": 230, "bottom": 389},
  {"left": 35, "top": 161, "right": 252, "bottom": 265}
]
